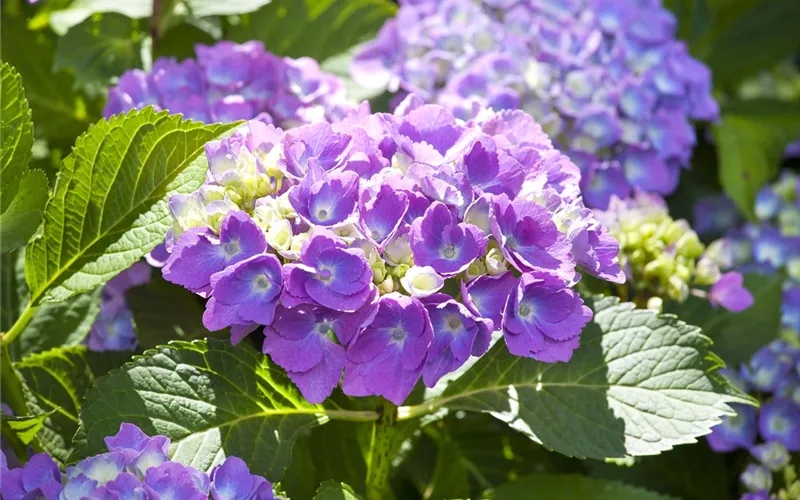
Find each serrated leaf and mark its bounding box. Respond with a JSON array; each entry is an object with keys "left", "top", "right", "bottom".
[
  {"left": 1, "top": 17, "right": 102, "bottom": 143},
  {"left": 492, "top": 474, "right": 676, "bottom": 500},
  {"left": 714, "top": 100, "right": 800, "bottom": 219},
  {"left": 401, "top": 297, "right": 753, "bottom": 460},
  {"left": 54, "top": 14, "right": 143, "bottom": 90},
  {"left": 0, "top": 62, "right": 35, "bottom": 213},
  {"left": 23, "top": 108, "right": 240, "bottom": 305},
  {"left": 126, "top": 273, "right": 208, "bottom": 350},
  {"left": 1, "top": 169, "right": 49, "bottom": 253},
  {"left": 15, "top": 346, "right": 131, "bottom": 466},
  {"left": 313, "top": 480, "right": 359, "bottom": 500},
  {"left": 73, "top": 339, "right": 341, "bottom": 479},
  {"left": 229, "top": 0, "right": 396, "bottom": 63},
  {"left": 665, "top": 273, "right": 783, "bottom": 366},
  {"left": 1, "top": 408, "right": 58, "bottom": 445}
]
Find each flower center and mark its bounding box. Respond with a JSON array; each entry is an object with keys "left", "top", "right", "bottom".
[
  {"left": 446, "top": 316, "right": 461, "bottom": 331},
  {"left": 442, "top": 245, "right": 456, "bottom": 259},
  {"left": 316, "top": 209, "right": 329, "bottom": 221},
  {"left": 518, "top": 303, "right": 533, "bottom": 318},
  {"left": 254, "top": 275, "right": 270, "bottom": 290},
  {"left": 391, "top": 327, "right": 406, "bottom": 342},
  {"left": 224, "top": 241, "right": 240, "bottom": 256},
  {"left": 770, "top": 415, "right": 788, "bottom": 433},
  {"left": 318, "top": 268, "right": 333, "bottom": 282}
]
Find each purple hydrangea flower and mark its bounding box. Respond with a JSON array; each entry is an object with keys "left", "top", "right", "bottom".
[
  {"left": 750, "top": 441, "right": 790, "bottom": 471},
  {"left": 0, "top": 453, "right": 63, "bottom": 499},
  {"left": 706, "top": 404, "right": 758, "bottom": 452},
  {"left": 741, "top": 343, "right": 800, "bottom": 393},
  {"left": 210, "top": 457, "right": 274, "bottom": 500},
  {"left": 87, "top": 261, "right": 151, "bottom": 352},
  {"left": 461, "top": 272, "right": 518, "bottom": 330},
  {"left": 759, "top": 398, "right": 800, "bottom": 451},
  {"left": 710, "top": 272, "right": 755, "bottom": 313},
  {"left": 409, "top": 202, "right": 488, "bottom": 276},
  {"left": 344, "top": 293, "right": 434, "bottom": 404},
  {"left": 502, "top": 271, "right": 592, "bottom": 362},
  {"left": 288, "top": 163, "right": 359, "bottom": 226},
  {"left": 354, "top": 0, "right": 719, "bottom": 207}
]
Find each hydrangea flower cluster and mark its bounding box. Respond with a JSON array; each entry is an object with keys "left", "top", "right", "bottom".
[
  {"left": 595, "top": 191, "right": 753, "bottom": 311},
  {"left": 0, "top": 423, "right": 276, "bottom": 500},
  {"left": 105, "top": 40, "right": 357, "bottom": 127},
  {"left": 160, "top": 96, "right": 625, "bottom": 405},
  {"left": 86, "top": 261, "right": 150, "bottom": 352},
  {"left": 706, "top": 338, "right": 800, "bottom": 500},
  {"left": 726, "top": 171, "right": 800, "bottom": 335},
  {"left": 352, "top": 0, "right": 719, "bottom": 208}
]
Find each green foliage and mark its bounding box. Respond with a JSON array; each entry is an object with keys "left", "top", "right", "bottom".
[
  {"left": 1, "top": 409, "right": 57, "bottom": 445},
  {"left": 492, "top": 474, "right": 676, "bottom": 500},
  {"left": 0, "top": 12, "right": 102, "bottom": 143},
  {"left": 54, "top": 14, "right": 143, "bottom": 90},
  {"left": 73, "top": 339, "right": 333, "bottom": 479},
  {"left": 23, "top": 108, "right": 240, "bottom": 305},
  {"left": 665, "top": 272, "right": 783, "bottom": 365},
  {"left": 402, "top": 297, "right": 753, "bottom": 460},
  {"left": 314, "top": 481, "right": 360, "bottom": 500},
  {"left": 0, "top": 63, "right": 47, "bottom": 254},
  {"left": 15, "top": 346, "right": 131, "bottom": 466},
  {"left": 229, "top": 0, "right": 396, "bottom": 62},
  {"left": 713, "top": 100, "right": 800, "bottom": 219},
  {"left": 125, "top": 273, "right": 209, "bottom": 350}
]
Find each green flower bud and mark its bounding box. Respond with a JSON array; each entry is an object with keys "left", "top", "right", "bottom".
[
  {"left": 676, "top": 231, "right": 704, "bottom": 259},
  {"left": 643, "top": 254, "right": 674, "bottom": 281},
  {"left": 393, "top": 264, "right": 410, "bottom": 279},
  {"left": 379, "top": 276, "right": 395, "bottom": 295},
  {"left": 662, "top": 219, "right": 691, "bottom": 244},
  {"left": 666, "top": 275, "right": 689, "bottom": 302},
  {"left": 647, "top": 296, "right": 664, "bottom": 312},
  {"left": 465, "top": 259, "right": 487, "bottom": 281},
  {"left": 787, "top": 257, "right": 800, "bottom": 282},
  {"left": 779, "top": 205, "right": 800, "bottom": 236},
  {"left": 485, "top": 246, "right": 508, "bottom": 275},
  {"left": 694, "top": 256, "right": 721, "bottom": 286},
  {"left": 674, "top": 260, "right": 693, "bottom": 283}
]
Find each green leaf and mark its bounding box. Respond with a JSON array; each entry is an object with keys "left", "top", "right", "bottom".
[
  {"left": 0, "top": 62, "right": 35, "bottom": 213},
  {"left": 424, "top": 431, "right": 471, "bottom": 500},
  {"left": 1, "top": 16, "right": 102, "bottom": 143},
  {"left": 313, "top": 480, "right": 359, "bottom": 500},
  {"left": 701, "top": 0, "right": 800, "bottom": 87},
  {"left": 126, "top": 273, "right": 208, "bottom": 350},
  {"left": 54, "top": 14, "right": 143, "bottom": 90},
  {"left": 664, "top": 273, "right": 783, "bottom": 366},
  {"left": 492, "top": 474, "right": 676, "bottom": 500},
  {"left": 23, "top": 108, "right": 240, "bottom": 305},
  {"left": 1, "top": 169, "right": 49, "bottom": 253},
  {"left": 15, "top": 346, "right": 131, "bottom": 466},
  {"left": 401, "top": 297, "right": 754, "bottom": 460},
  {"left": 1, "top": 408, "right": 58, "bottom": 445},
  {"left": 713, "top": 100, "right": 800, "bottom": 219},
  {"left": 73, "top": 339, "right": 337, "bottom": 479},
  {"left": 229, "top": 0, "right": 396, "bottom": 62}
]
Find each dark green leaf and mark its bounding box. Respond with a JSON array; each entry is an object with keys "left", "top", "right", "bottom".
[
  {"left": 424, "top": 431, "right": 471, "bottom": 500},
  {"left": 714, "top": 99, "right": 800, "bottom": 219},
  {"left": 73, "top": 339, "right": 343, "bottom": 479},
  {"left": 229, "top": 0, "right": 396, "bottom": 62},
  {"left": 23, "top": 108, "right": 240, "bottom": 305},
  {"left": 401, "top": 297, "right": 754, "bottom": 460},
  {"left": 0, "top": 17, "right": 102, "bottom": 143},
  {"left": 0, "top": 62, "right": 35, "bottom": 213},
  {"left": 16, "top": 346, "right": 131, "bottom": 466},
  {"left": 1, "top": 408, "right": 57, "bottom": 445},
  {"left": 492, "top": 474, "right": 676, "bottom": 500},
  {"left": 54, "top": 14, "right": 143, "bottom": 90},
  {"left": 1, "top": 169, "right": 49, "bottom": 253},
  {"left": 126, "top": 273, "right": 208, "bottom": 350},
  {"left": 665, "top": 273, "right": 783, "bottom": 366},
  {"left": 313, "top": 480, "right": 359, "bottom": 500}
]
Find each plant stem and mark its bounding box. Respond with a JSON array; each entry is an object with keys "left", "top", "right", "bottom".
[
  {"left": 1, "top": 344, "right": 29, "bottom": 417},
  {"left": 1, "top": 302, "right": 36, "bottom": 347},
  {"left": 365, "top": 399, "right": 397, "bottom": 500}
]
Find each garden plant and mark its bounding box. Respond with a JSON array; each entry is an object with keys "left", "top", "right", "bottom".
[{"left": 1, "top": 0, "right": 799, "bottom": 499}]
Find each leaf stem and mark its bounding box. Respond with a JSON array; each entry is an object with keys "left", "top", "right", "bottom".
[
  {"left": 1, "top": 344, "right": 29, "bottom": 417},
  {"left": 365, "top": 399, "right": 398, "bottom": 500},
  {"left": 1, "top": 301, "right": 36, "bottom": 347}
]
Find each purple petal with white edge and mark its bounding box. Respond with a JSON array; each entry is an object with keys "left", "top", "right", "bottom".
[
  {"left": 359, "top": 184, "right": 409, "bottom": 247},
  {"left": 289, "top": 162, "right": 359, "bottom": 226},
  {"left": 710, "top": 272, "right": 754, "bottom": 313},
  {"left": 409, "top": 202, "right": 487, "bottom": 277},
  {"left": 282, "top": 122, "right": 353, "bottom": 178},
  {"left": 461, "top": 272, "right": 518, "bottom": 330},
  {"left": 502, "top": 271, "right": 592, "bottom": 362},
  {"left": 210, "top": 456, "right": 270, "bottom": 500},
  {"left": 463, "top": 136, "right": 524, "bottom": 198},
  {"left": 98, "top": 473, "right": 146, "bottom": 500},
  {"left": 143, "top": 462, "right": 208, "bottom": 500}
]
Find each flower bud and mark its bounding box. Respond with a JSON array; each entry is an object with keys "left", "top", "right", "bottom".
[
  {"left": 646, "top": 296, "right": 663, "bottom": 312},
  {"left": 266, "top": 219, "right": 293, "bottom": 254},
  {"left": 666, "top": 275, "right": 689, "bottom": 302},
  {"left": 694, "top": 256, "right": 721, "bottom": 286},
  {"left": 400, "top": 266, "right": 445, "bottom": 298},
  {"left": 379, "top": 276, "right": 395, "bottom": 294},
  {"left": 384, "top": 232, "right": 413, "bottom": 266},
  {"left": 676, "top": 231, "right": 704, "bottom": 259},
  {"left": 485, "top": 246, "right": 508, "bottom": 275},
  {"left": 465, "top": 259, "right": 487, "bottom": 281},
  {"left": 643, "top": 254, "right": 674, "bottom": 281}
]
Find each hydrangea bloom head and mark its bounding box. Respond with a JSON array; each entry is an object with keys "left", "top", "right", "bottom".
[
  {"left": 161, "top": 99, "right": 624, "bottom": 404},
  {"left": 353, "top": 0, "right": 719, "bottom": 207},
  {"left": 106, "top": 41, "right": 357, "bottom": 128},
  {"left": 0, "top": 423, "right": 275, "bottom": 500},
  {"left": 87, "top": 261, "right": 151, "bottom": 352},
  {"left": 595, "top": 191, "right": 752, "bottom": 309}
]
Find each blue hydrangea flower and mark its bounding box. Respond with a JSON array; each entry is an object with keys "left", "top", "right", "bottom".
[
  {"left": 353, "top": 0, "right": 720, "bottom": 207},
  {"left": 87, "top": 261, "right": 151, "bottom": 352},
  {"left": 759, "top": 398, "right": 800, "bottom": 451},
  {"left": 158, "top": 98, "right": 623, "bottom": 404},
  {"left": 706, "top": 404, "right": 758, "bottom": 453}
]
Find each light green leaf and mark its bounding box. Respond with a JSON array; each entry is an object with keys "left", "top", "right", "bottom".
[
  {"left": 714, "top": 99, "right": 800, "bottom": 219},
  {"left": 400, "top": 297, "right": 754, "bottom": 460},
  {"left": 54, "top": 14, "right": 143, "bottom": 90},
  {"left": 1, "top": 17, "right": 102, "bottom": 143},
  {"left": 73, "top": 339, "right": 375, "bottom": 479},
  {"left": 1, "top": 169, "right": 49, "bottom": 253},
  {"left": 16, "top": 346, "right": 131, "bottom": 466},
  {"left": 23, "top": 108, "right": 240, "bottom": 305},
  {"left": 229, "top": 0, "right": 396, "bottom": 62},
  {"left": 0, "top": 62, "right": 35, "bottom": 213},
  {"left": 1, "top": 408, "right": 58, "bottom": 445},
  {"left": 313, "top": 480, "right": 359, "bottom": 500},
  {"left": 126, "top": 273, "right": 209, "bottom": 350},
  {"left": 492, "top": 474, "right": 676, "bottom": 500},
  {"left": 665, "top": 273, "right": 783, "bottom": 366}
]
